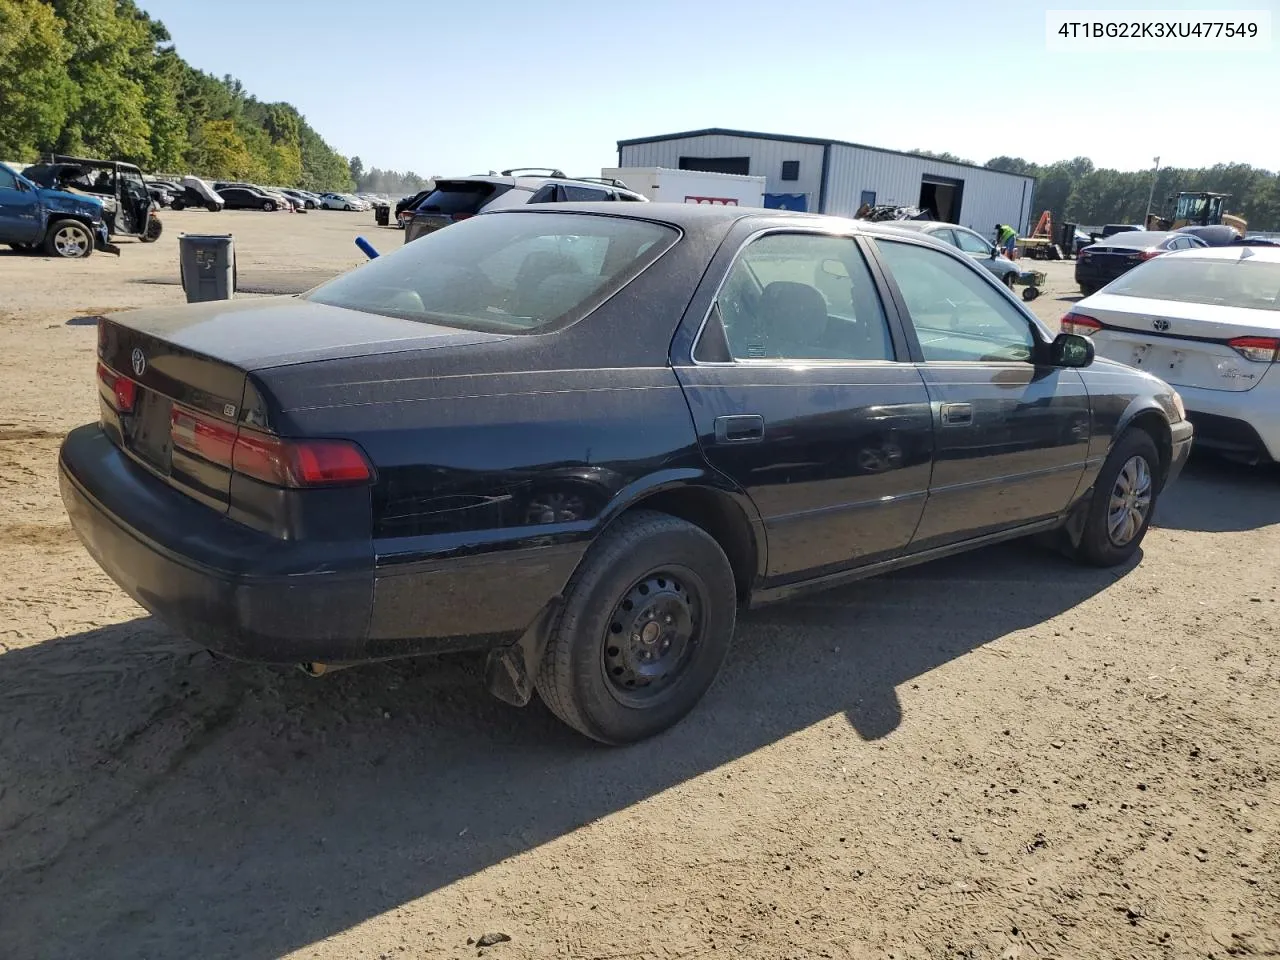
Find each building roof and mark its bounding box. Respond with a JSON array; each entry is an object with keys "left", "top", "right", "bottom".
[{"left": 616, "top": 127, "right": 1036, "bottom": 181}]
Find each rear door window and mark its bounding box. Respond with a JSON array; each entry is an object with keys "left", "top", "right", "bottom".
[
  {"left": 561, "top": 185, "right": 610, "bottom": 202},
  {"left": 708, "top": 232, "right": 895, "bottom": 362}
]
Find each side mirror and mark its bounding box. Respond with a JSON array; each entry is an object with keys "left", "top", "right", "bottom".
[{"left": 1050, "top": 332, "right": 1094, "bottom": 368}]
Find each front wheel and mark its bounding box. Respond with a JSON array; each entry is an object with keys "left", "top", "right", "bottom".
[
  {"left": 142, "top": 216, "right": 162, "bottom": 242},
  {"left": 262, "top": 200, "right": 276, "bottom": 212},
  {"left": 535, "top": 511, "right": 737, "bottom": 745},
  {"left": 1074, "top": 429, "right": 1161, "bottom": 567},
  {"left": 171, "top": 198, "right": 186, "bottom": 211},
  {"left": 343, "top": 203, "right": 352, "bottom": 211},
  {"left": 207, "top": 202, "right": 221, "bottom": 213},
  {"left": 44, "top": 219, "right": 93, "bottom": 258}
]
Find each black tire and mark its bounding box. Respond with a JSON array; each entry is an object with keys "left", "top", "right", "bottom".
[
  {"left": 535, "top": 510, "right": 737, "bottom": 745},
  {"left": 1022, "top": 286, "right": 1040, "bottom": 302},
  {"left": 1079, "top": 284, "right": 1098, "bottom": 297},
  {"left": 207, "top": 202, "right": 221, "bottom": 213},
  {"left": 343, "top": 203, "right": 352, "bottom": 211},
  {"left": 262, "top": 200, "right": 276, "bottom": 212},
  {"left": 43, "top": 219, "right": 93, "bottom": 258},
  {"left": 171, "top": 198, "right": 185, "bottom": 211},
  {"left": 305, "top": 200, "right": 316, "bottom": 209},
  {"left": 141, "top": 216, "right": 162, "bottom": 242},
  {"left": 1074, "top": 429, "right": 1161, "bottom": 567}
]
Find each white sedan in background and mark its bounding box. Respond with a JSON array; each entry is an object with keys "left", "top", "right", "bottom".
[
  {"left": 1062, "top": 245, "right": 1280, "bottom": 465},
  {"left": 318, "top": 193, "right": 368, "bottom": 211}
]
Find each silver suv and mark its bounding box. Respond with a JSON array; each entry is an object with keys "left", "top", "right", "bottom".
[{"left": 403, "top": 168, "right": 647, "bottom": 243}]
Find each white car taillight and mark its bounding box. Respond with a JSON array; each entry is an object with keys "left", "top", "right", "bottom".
[
  {"left": 1060, "top": 311, "right": 1102, "bottom": 336},
  {"left": 1227, "top": 336, "right": 1280, "bottom": 362}
]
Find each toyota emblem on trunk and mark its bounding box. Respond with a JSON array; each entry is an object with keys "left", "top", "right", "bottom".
[
  {"left": 131, "top": 347, "right": 146, "bottom": 377},
  {"left": 1152, "top": 319, "right": 1170, "bottom": 332}
]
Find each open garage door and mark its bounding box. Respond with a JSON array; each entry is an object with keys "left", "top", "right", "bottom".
[{"left": 919, "top": 174, "right": 964, "bottom": 223}]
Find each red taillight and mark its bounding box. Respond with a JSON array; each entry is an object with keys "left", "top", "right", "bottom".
[
  {"left": 1227, "top": 336, "right": 1280, "bottom": 363},
  {"left": 450, "top": 212, "right": 473, "bottom": 222},
  {"left": 1060, "top": 312, "right": 1102, "bottom": 336},
  {"left": 97, "top": 361, "right": 136, "bottom": 413},
  {"left": 169, "top": 403, "right": 374, "bottom": 487},
  {"left": 232, "top": 429, "right": 372, "bottom": 486},
  {"left": 1140, "top": 249, "right": 1163, "bottom": 260}
]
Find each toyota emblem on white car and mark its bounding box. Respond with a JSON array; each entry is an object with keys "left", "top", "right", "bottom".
[
  {"left": 1152, "top": 319, "right": 1171, "bottom": 332},
  {"left": 131, "top": 347, "right": 146, "bottom": 377}
]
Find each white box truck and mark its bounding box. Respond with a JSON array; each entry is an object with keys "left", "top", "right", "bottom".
[{"left": 601, "top": 167, "right": 766, "bottom": 208}]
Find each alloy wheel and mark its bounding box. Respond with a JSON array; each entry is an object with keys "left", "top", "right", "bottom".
[{"left": 1107, "top": 455, "right": 1153, "bottom": 546}]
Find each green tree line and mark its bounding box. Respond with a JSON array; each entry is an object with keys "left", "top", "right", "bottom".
[
  {"left": 911, "top": 149, "right": 1280, "bottom": 232},
  {"left": 0, "top": 0, "right": 354, "bottom": 191}
]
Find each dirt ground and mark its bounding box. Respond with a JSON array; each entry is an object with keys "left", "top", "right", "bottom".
[{"left": 1, "top": 212, "right": 1278, "bottom": 960}]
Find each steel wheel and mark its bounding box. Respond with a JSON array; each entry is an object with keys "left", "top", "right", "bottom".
[
  {"left": 1107, "top": 455, "right": 1152, "bottom": 547},
  {"left": 53, "top": 225, "right": 90, "bottom": 257},
  {"left": 601, "top": 566, "right": 704, "bottom": 707}
]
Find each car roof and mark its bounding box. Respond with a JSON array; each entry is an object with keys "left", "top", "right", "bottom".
[
  {"left": 436, "top": 174, "right": 646, "bottom": 196},
  {"left": 1161, "top": 244, "right": 1280, "bottom": 263},
  {"left": 1091, "top": 231, "right": 1176, "bottom": 246},
  {"left": 492, "top": 202, "right": 963, "bottom": 248},
  {"left": 882, "top": 220, "right": 982, "bottom": 234}
]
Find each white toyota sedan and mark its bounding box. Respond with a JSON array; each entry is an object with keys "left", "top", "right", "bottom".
[{"left": 1062, "top": 245, "right": 1280, "bottom": 464}]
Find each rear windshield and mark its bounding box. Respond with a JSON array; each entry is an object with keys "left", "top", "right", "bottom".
[
  {"left": 305, "top": 211, "right": 679, "bottom": 333},
  {"left": 414, "top": 181, "right": 501, "bottom": 215},
  {"left": 1105, "top": 257, "right": 1280, "bottom": 311}
]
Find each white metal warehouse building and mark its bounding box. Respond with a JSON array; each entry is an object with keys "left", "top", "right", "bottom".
[{"left": 616, "top": 128, "right": 1037, "bottom": 234}]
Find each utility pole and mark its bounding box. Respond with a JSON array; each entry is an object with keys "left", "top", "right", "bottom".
[{"left": 1144, "top": 156, "right": 1161, "bottom": 223}]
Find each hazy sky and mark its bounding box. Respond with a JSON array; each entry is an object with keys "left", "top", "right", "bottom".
[{"left": 137, "top": 0, "right": 1278, "bottom": 177}]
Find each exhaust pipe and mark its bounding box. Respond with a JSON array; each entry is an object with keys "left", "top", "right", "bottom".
[{"left": 298, "top": 661, "right": 353, "bottom": 677}]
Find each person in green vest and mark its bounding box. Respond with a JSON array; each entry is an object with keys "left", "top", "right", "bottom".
[{"left": 994, "top": 224, "right": 1018, "bottom": 259}]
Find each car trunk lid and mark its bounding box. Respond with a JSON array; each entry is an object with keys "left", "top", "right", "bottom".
[
  {"left": 1074, "top": 292, "right": 1280, "bottom": 393},
  {"left": 96, "top": 297, "right": 508, "bottom": 513}
]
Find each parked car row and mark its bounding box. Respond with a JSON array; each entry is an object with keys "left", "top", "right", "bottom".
[{"left": 394, "top": 169, "right": 647, "bottom": 240}]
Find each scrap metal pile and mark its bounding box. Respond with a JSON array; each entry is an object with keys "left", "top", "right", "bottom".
[{"left": 854, "top": 204, "right": 933, "bottom": 222}]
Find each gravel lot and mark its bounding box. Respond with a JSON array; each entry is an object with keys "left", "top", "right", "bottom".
[{"left": 1, "top": 211, "right": 1277, "bottom": 960}]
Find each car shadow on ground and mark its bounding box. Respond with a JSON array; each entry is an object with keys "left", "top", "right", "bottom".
[
  {"left": 1, "top": 540, "right": 1130, "bottom": 960},
  {"left": 1157, "top": 452, "right": 1280, "bottom": 533}
]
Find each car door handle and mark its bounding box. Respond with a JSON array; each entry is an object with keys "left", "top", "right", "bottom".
[
  {"left": 713, "top": 414, "right": 765, "bottom": 443},
  {"left": 940, "top": 402, "right": 973, "bottom": 426}
]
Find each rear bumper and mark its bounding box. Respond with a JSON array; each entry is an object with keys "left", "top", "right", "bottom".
[
  {"left": 59, "top": 424, "right": 584, "bottom": 664},
  {"left": 60, "top": 425, "right": 376, "bottom": 663},
  {"left": 1177, "top": 380, "right": 1280, "bottom": 462}
]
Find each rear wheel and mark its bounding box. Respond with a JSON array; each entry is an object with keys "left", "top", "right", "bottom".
[
  {"left": 207, "top": 202, "right": 221, "bottom": 213},
  {"left": 535, "top": 511, "right": 737, "bottom": 745},
  {"left": 1022, "top": 286, "right": 1040, "bottom": 302},
  {"left": 1074, "top": 429, "right": 1161, "bottom": 567},
  {"left": 44, "top": 219, "right": 93, "bottom": 258}
]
